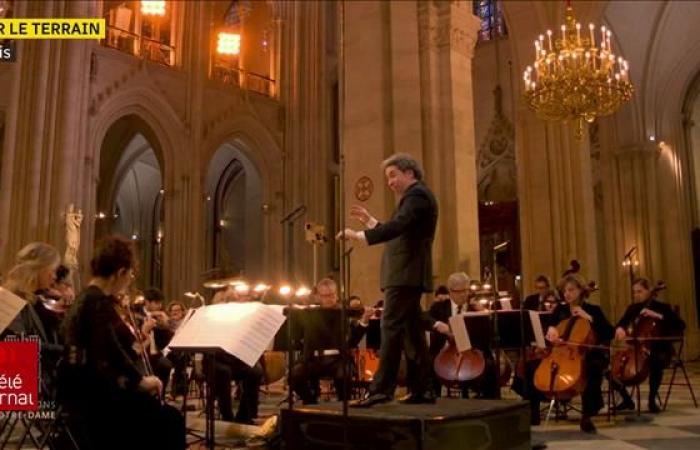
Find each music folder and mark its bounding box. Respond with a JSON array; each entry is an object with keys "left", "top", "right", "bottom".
[
  {"left": 492, "top": 310, "right": 553, "bottom": 349},
  {"left": 167, "top": 302, "right": 286, "bottom": 367}
]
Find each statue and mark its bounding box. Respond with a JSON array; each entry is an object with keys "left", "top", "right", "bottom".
[{"left": 64, "top": 204, "right": 83, "bottom": 271}]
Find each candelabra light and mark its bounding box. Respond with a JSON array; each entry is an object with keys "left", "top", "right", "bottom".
[{"left": 523, "top": 4, "right": 633, "bottom": 138}]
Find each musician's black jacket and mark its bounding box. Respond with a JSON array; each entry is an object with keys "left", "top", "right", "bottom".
[
  {"left": 364, "top": 181, "right": 438, "bottom": 292},
  {"left": 300, "top": 307, "right": 368, "bottom": 362},
  {"left": 616, "top": 298, "right": 685, "bottom": 356},
  {"left": 62, "top": 285, "right": 144, "bottom": 393},
  {"left": 549, "top": 301, "right": 614, "bottom": 360}
]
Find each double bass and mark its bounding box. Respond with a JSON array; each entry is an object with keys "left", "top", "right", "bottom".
[{"left": 611, "top": 282, "right": 666, "bottom": 386}]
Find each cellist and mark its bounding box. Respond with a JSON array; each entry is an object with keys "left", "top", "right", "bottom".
[
  {"left": 612, "top": 278, "right": 685, "bottom": 413},
  {"left": 544, "top": 274, "right": 614, "bottom": 433}
]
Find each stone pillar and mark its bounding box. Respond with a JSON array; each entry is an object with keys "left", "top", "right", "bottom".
[
  {"left": 343, "top": 1, "right": 482, "bottom": 302},
  {"left": 418, "top": 1, "right": 482, "bottom": 284},
  {"left": 280, "top": 1, "right": 333, "bottom": 286},
  {"left": 516, "top": 113, "right": 600, "bottom": 290},
  {"left": 0, "top": 0, "right": 93, "bottom": 274},
  {"left": 597, "top": 134, "right": 699, "bottom": 355}
]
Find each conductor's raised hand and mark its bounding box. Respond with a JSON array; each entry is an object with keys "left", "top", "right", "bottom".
[{"left": 350, "top": 205, "right": 377, "bottom": 228}]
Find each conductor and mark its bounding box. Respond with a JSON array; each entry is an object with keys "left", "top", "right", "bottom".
[{"left": 338, "top": 153, "right": 448, "bottom": 406}]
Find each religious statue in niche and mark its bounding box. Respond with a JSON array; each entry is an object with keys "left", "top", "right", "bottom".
[
  {"left": 64, "top": 204, "right": 83, "bottom": 282},
  {"left": 477, "top": 86, "right": 516, "bottom": 202},
  {"left": 354, "top": 176, "right": 373, "bottom": 202}
]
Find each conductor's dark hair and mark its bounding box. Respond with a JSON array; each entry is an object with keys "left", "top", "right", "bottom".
[{"left": 382, "top": 154, "right": 423, "bottom": 180}]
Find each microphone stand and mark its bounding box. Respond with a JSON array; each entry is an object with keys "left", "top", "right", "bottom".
[
  {"left": 491, "top": 241, "right": 509, "bottom": 399},
  {"left": 337, "top": 1, "right": 350, "bottom": 447}
]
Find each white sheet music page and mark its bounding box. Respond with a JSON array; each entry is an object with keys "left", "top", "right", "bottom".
[
  {"left": 529, "top": 310, "right": 546, "bottom": 348},
  {"left": 167, "top": 303, "right": 286, "bottom": 367},
  {"left": 448, "top": 315, "right": 472, "bottom": 352},
  {"left": 0, "top": 288, "right": 27, "bottom": 334}
]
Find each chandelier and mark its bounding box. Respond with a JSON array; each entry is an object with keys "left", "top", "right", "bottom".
[{"left": 523, "top": 4, "right": 633, "bottom": 138}]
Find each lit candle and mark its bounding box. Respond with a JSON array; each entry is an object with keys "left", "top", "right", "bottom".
[
  {"left": 561, "top": 25, "right": 566, "bottom": 45},
  {"left": 535, "top": 40, "right": 540, "bottom": 60},
  {"left": 601, "top": 26, "right": 606, "bottom": 50},
  {"left": 547, "top": 30, "right": 553, "bottom": 51},
  {"left": 589, "top": 23, "right": 595, "bottom": 46},
  {"left": 576, "top": 23, "right": 581, "bottom": 45},
  {"left": 606, "top": 30, "right": 611, "bottom": 51}
]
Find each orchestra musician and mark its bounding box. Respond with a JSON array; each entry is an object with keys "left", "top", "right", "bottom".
[
  {"left": 612, "top": 278, "right": 685, "bottom": 413},
  {"left": 205, "top": 296, "right": 263, "bottom": 424},
  {"left": 290, "top": 278, "right": 374, "bottom": 404},
  {"left": 434, "top": 285, "right": 450, "bottom": 303},
  {"left": 338, "top": 154, "right": 446, "bottom": 407},
  {"left": 543, "top": 273, "right": 614, "bottom": 433},
  {"left": 523, "top": 275, "right": 554, "bottom": 311},
  {"left": 428, "top": 272, "right": 498, "bottom": 399},
  {"left": 61, "top": 235, "right": 185, "bottom": 450},
  {"left": 138, "top": 288, "right": 176, "bottom": 396},
  {"left": 2, "top": 242, "right": 64, "bottom": 390},
  {"left": 512, "top": 285, "right": 559, "bottom": 424}
]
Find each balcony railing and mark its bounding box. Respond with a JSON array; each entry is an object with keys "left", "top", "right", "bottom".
[
  {"left": 211, "top": 65, "right": 276, "bottom": 98},
  {"left": 101, "top": 24, "right": 175, "bottom": 66}
]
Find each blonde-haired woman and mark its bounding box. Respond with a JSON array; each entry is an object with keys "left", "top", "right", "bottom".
[
  {"left": 2, "top": 242, "right": 64, "bottom": 388},
  {"left": 2, "top": 242, "right": 60, "bottom": 340},
  {"left": 543, "top": 273, "right": 614, "bottom": 434}
]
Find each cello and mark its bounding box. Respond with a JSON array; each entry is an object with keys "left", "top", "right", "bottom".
[
  {"left": 534, "top": 265, "right": 601, "bottom": 400},
  {"left": 611, "top": 282, "right": 666, "bottom": 386}
]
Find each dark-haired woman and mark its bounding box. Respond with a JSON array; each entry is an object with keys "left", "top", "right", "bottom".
[
  {"left": 613, "top": 278, "right": 685, "bottom": 413},
  {"left": 543, "top": 274, "right": 613, "bottom": 434},
  {"left": 61, "top": 235, "right": 185, "bottom": 450}
]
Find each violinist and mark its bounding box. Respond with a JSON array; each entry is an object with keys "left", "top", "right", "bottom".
[
  {"left": 428, "top": 272, "right": 497, "bottom": 399},
  {"left": 2, "top": 243, "right": 64, "bottom": 390},
  {"left": 290, "top": 278, "right": 374, "bottom": 404},
  {"left": 523, "top": 275, "right": 555, "bottom": 311},
  {"left": 166, "top": 301, "right": 190, "bottom": 397},
  {"left": 141, "top": 288, "right": 176, "bottom": 396},
  {"left": 61, "top": 235, "right": 185, "bottom": 450},
  {"left": 544, "top": 274, "right": 613, "bottom": 433},
  {"left": 613, "top": 278, "right": 685, "bottom": 413}
]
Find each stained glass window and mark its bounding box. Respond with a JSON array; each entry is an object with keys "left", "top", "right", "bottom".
[{"left": 473, "top": 0, "right": 507, "bottom": 41}]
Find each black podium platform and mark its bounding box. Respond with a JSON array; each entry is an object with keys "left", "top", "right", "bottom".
[{"left": 280, "top": 398, "right": 530, "bottom": 449}]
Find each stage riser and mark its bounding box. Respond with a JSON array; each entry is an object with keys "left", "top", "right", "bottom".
[{"left": 281, "top": 402, "right": 530, "bottom": 450}]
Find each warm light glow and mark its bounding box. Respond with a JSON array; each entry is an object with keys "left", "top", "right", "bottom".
[
  {"left": 253, "top": 283, "right": 269, "bottom": 293},
  {"left": 523, "top": 5, "right": 633, "bottom": 138},
  {"left": 234, "top": 283, "right": 250, "bottom": 294},
  {"left": 217, "top": 32, "right": 241, "bottom": 56},
  {"left": 279, "top": 285, "right": 292, "bottom": 297},
  {"left": 95, "top": 212, "right": 106, "bottom": 219},
  {"left": 482, "top": 283, "right": 492, "bottom": 291},
  {"left": 295, "top": 286, "right": 312, "bottom": 298},
  {"left": 141, "top": 0, "right": 166, "bottom": 16}
]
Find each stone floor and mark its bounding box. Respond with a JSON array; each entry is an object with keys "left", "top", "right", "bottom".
[{"left": 4, "top": 360, "right": 699, "bottom": 449}]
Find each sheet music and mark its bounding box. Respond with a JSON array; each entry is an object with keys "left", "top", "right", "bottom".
[
  {"left": 163, "top": 308, "right": 197, "bottom": 356},
  {"left": 0, "top": 288, "right": 28, "bottom": 335},
  {"left": 529, "top": 310, "right": 546, "bottom": 348},
  {"left": 499, "top": 298, "right": 513, "bottom": 310},
  {"left": 168, "top": 303, "right": 286, "bottom": 367},
  {"left": 449, "top": 315, "right": 472, "bottom": 352}
]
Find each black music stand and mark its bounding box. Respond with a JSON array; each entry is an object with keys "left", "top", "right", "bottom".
[{"left": 168, "top": 346, "right": 222, "bottom": 450}]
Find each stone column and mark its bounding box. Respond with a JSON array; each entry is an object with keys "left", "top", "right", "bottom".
[
  {"left": 343, "top": 1, "right": 482, "bottom": 302},
  {"left": 597, "top": 133, "right": 699, "bottom": 355},
  {"left": 0, "top": 0, "right": 93, "bottom": 273},
  {"left": 516, "top": 113, "right": 600, "bottom": 290},
  {"left": 418, "top": 1, "right": 482, "bottom": 284}
]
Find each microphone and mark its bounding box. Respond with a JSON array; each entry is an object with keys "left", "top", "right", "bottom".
[
  {"left": 493, "top": 241, "right": 510, "bottom": 252},
  {"left": 280, "top": 205, "right": 307, "bottom": 224},
  {"left": 624, "top": 246, "right": 637, "bottom": 259}
]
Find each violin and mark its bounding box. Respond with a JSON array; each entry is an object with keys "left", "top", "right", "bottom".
[{"left": 611, "top": 281, "right": 666, "bottom": 386}]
